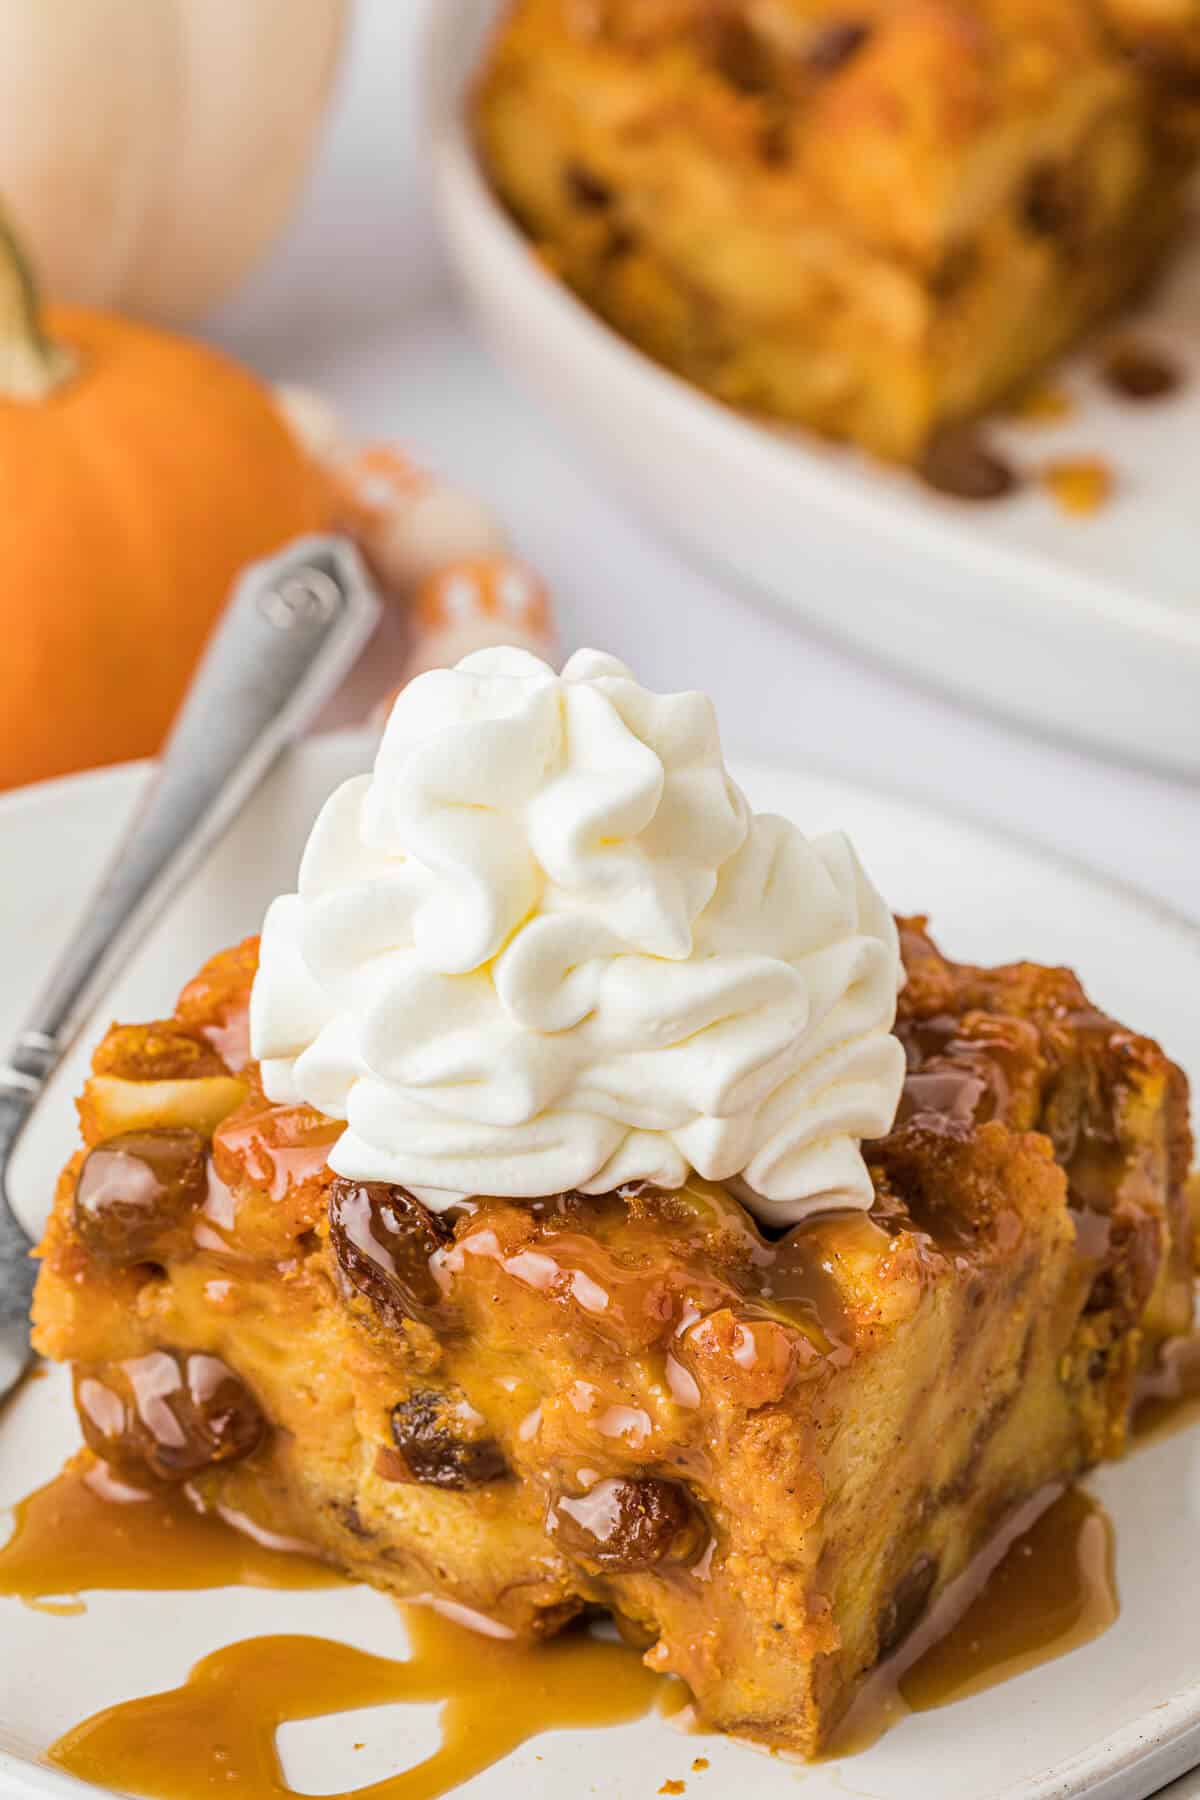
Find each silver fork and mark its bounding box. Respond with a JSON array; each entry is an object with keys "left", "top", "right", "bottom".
[{"left": 0, "top": 535, "right": 380, "bottom": 1399}]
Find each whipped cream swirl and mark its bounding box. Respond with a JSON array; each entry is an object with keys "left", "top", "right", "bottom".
[{"left": 251, "top": 648, "right": 904, "bottom": 1226}]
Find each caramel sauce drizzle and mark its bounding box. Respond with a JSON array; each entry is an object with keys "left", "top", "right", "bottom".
[
  {"left": 0, "top": 1454, "right": 1122, "bottom": 1797},
  {"left": 0, "top": 1455, "right": 672, "bottom": 1798},
  {"left": 832, "top": 1487, "right": 1117, "bottom": 1755},
  {"left": 215, "top": 1101, "right": 344, "bottom": 1204},
  {"left": 48, "top": 1612, "right": 667, "bottom": 1800},
  {"left": 0, "top": 1458, "right": 340, "bottom": 1605}
]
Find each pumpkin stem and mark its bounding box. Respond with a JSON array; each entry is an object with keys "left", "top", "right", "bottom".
[{"left": 0, "top": 207, "right": 74, "bottom": 401}]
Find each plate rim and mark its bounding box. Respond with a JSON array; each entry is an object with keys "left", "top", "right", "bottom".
[{"left": 1, "top": 734, "right": 1198, "bottom": 1800}]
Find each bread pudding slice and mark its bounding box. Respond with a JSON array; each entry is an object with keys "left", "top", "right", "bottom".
[
  {"left": 31, "top": 922, "right": 1193, "bottom": 1757},
  {"left": 475, "top": 0, "right": 1198, "bottom": 463}
]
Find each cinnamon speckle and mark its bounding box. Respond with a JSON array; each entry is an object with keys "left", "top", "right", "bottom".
[
  {"left": 565, "top": 161, "right": 614, "bottom": 210},
  {"left": 660, "top": 1783, "right": 686, "bottom": 1795}
]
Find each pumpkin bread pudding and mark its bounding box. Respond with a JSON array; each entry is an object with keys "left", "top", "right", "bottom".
[
  {"left": 31, "top": 650, "right": 1194, "bottom": 1757},
  {"left": 474, "top": 0, "right": 1200, "bottom": 462}
]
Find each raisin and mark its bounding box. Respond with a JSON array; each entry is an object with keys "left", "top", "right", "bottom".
[
  {"left": 603, "top": 224, "right": 637, "bottom": 260},
  {"left": 876, "top": 1553, "right": 938, "bottom": 1660},
  {"left": 919, "top": 427, "right": 1018, "bottom": 501},
  {"left": 338, "top": 1499, "right": 374, "bottom": 1540},
  {"left": 895, "top": 1068, "right": 992, "bottom": 1132},
  {"left": 329, "top": 1179, "right": 451, "bottom": 1328},
  {"left": 564, "top": 161, "right": 613, "bottom": 210},
  {"left": 930, "top": 241, "right": 979, "bottom": 302},
  {"left": 706, "top": 16, "right": 773, "bottom": 91},
  {"left": 1022, "top": 162, "right": 1087, "bottom": 247},
  {"left": 1102, "top": 342, "right": 1181, "bottom": 403},
  {"left": 759, "top": 118, "right": 791, "bottom": 165},
  {"left": 1125, "top": 46, "right": 1200, "bottom": 101},
  {"left": 74, "top": 1350, "right": 265, "bottom": 1481},
  {"left": 894, "top": 1011, "right": 1040, "bottom": 1135},
  {"left": 74, "top": 1129, "right": 209, "bottom": 1265},
  {"left": 387, "top": 1391, "right": 508, "bottom": 1490},
  {"left": 548, "top": 1475, "right": 698, "bottom": 1571}
]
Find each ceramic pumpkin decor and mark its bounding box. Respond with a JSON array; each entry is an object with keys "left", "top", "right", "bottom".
[
  {"left": 0, "top": 213, "right": 334, "bottom": 792},
  {"left": 0, "top": 0, "right": 347, "bottom": 323}
]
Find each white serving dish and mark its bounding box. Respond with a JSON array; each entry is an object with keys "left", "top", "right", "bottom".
[
  {"left": 424, "top": 0, "right": 1200, "bottom": 776},
  {"left": 1, "top": 735, "right": 1199, "bottom": 1798}
]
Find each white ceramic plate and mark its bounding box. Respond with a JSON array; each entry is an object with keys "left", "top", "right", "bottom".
[
  {"left": 425, "top": 0, "right": 1200, "bottom": 777},
  {"left": 2, "top": 735, "right": 1199, "bottom": 1800}
]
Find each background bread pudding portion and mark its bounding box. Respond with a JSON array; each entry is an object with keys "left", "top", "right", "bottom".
[
  {"left": 474, "top": 0, "right": 1199, "bottom": 462},
  {"left": 32, "top": 923, "right": 1193, "bottom": 1756}
]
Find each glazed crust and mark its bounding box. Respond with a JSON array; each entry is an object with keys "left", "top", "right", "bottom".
[
  {"left": 474, "top": 0, "right": 1199, "bottom": 459},
  {"left": 32, "top": 923, "right": 1194, "bottom": 1755}
]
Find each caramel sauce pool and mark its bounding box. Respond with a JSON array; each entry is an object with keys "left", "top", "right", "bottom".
[
  {"left": 48, "top": 1612, "right": 667, "bottom": 1800},
  {"left": 901, "top": 1489, "right": 1116, "bottom": 1710},
  {"left": 0, "top": 1457, "right": 670, "bottom": 1799},
  {"left": 832, "top": 1489, "right": 1117, "bottom": 1756},
  {"left": 0, "top": 1457, "right": 340, "bottom": 1606}
]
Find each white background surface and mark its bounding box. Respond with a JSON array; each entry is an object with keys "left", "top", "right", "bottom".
[{"left": 206, "top": 2, "right": 1200, "bottom": 913}]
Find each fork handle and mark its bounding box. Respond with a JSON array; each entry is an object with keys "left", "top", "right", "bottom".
[{"left": 0, "top": 534, "right": 380, "bottom": 1233}]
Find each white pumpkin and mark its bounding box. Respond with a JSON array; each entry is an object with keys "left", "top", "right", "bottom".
[{"left": 0, "top": 0, "right": 346, "bottom": 323}]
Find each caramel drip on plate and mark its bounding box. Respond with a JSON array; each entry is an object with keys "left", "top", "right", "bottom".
[
  {"left": 833, "top": 1488, "right": 1117, "bottom": 1754},
  {"left": 0, "top": 1457, "right": 340, "bottom": 1605},
  {"left": 48, "top": 1610, "right": 667, "bottom": 1800},
  {"left": 1, "top": 1459, "right": 1120, "bottom": 1793},
  {"left": 901, "top": 1489, "right": 1116, "bottom": 1710}
]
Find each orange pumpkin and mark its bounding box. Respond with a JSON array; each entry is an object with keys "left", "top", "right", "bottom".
[{"left": 0, "top": 217, "right": 333, "bottom": 792}]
